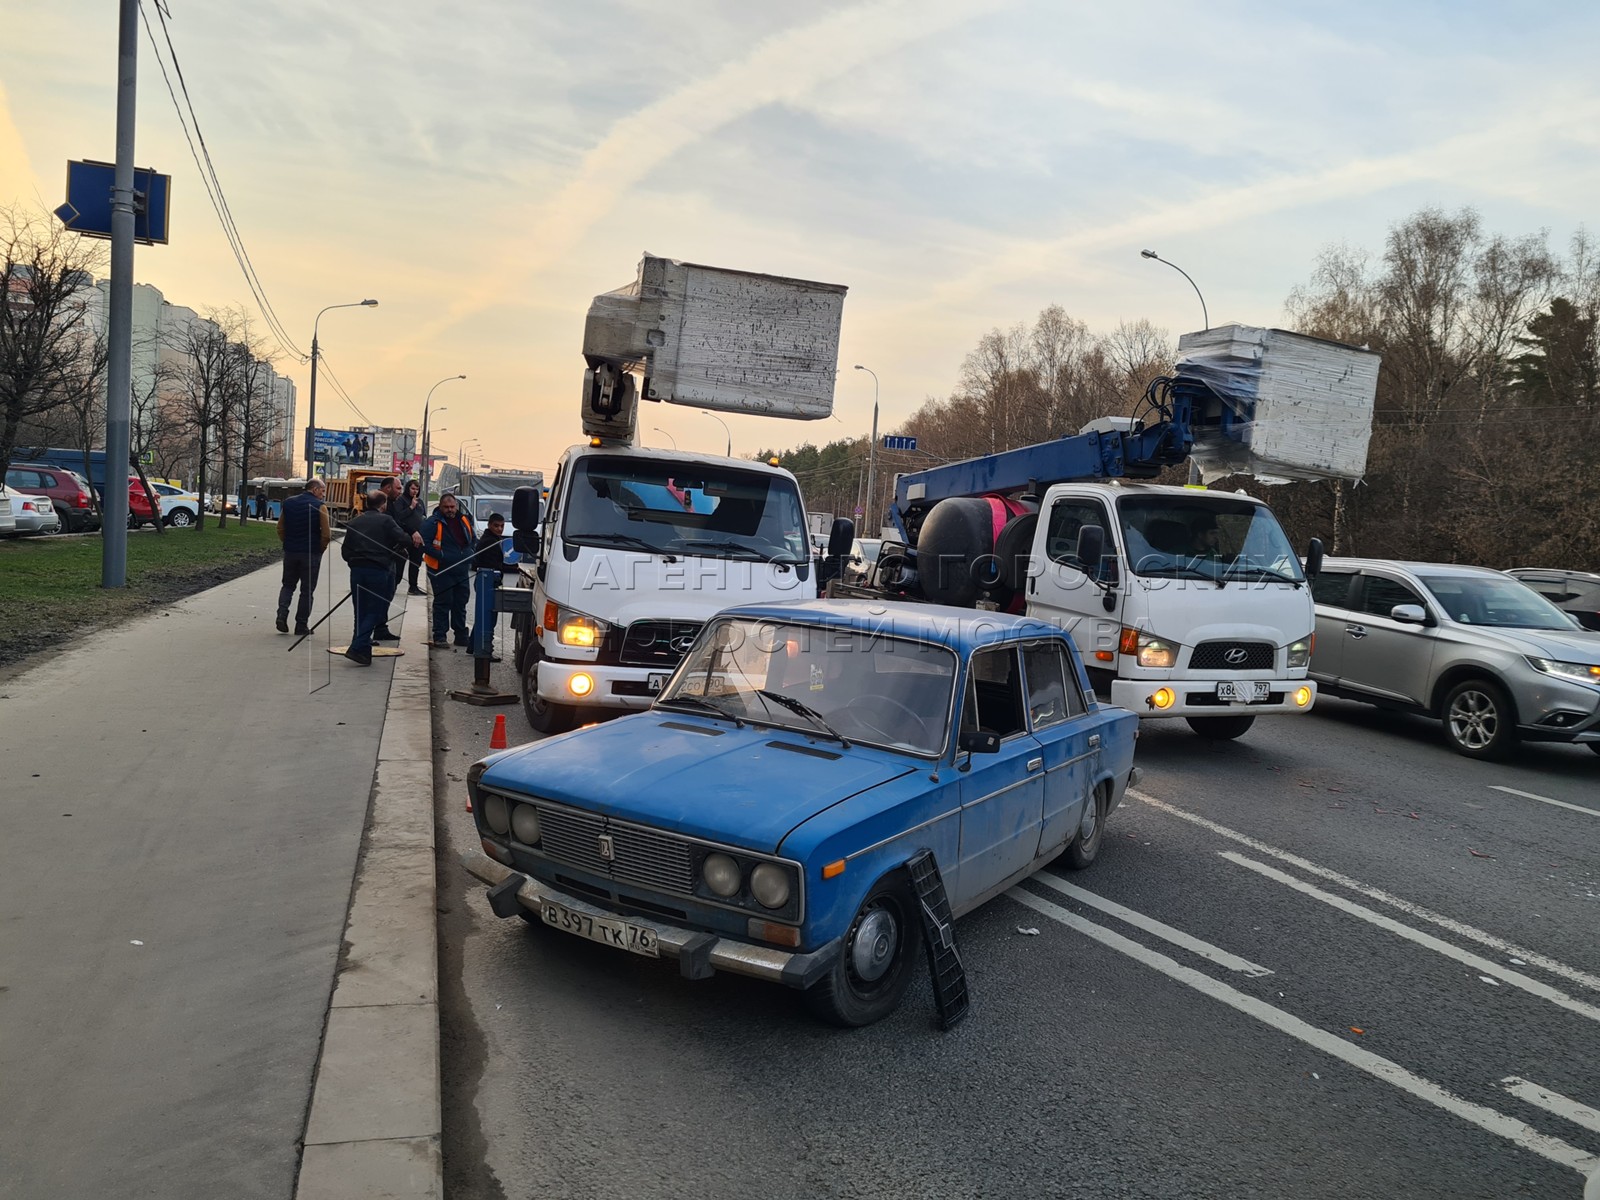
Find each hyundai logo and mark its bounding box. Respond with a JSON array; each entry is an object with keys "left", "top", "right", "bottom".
[
  {"left": 597, "top": 833, "right": 615, "bottom": 862},
  {"left": 1224, "top": 647, "right": 1248, "bottom": 665},
  {"left": 669, "top": 635, "right": 696, "bottom": 654}
]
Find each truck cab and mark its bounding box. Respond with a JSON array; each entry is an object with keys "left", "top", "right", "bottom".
[{"left": 514, "top": 443, "right": 815, "bottom": 734}]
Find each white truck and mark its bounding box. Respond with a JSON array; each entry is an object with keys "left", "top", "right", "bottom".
[
  {"left": 507, "top": 254, "right": 846, "bottom": 734},
  {"left": 841, "top": 325, "right": 1381, "bottom": 740}
]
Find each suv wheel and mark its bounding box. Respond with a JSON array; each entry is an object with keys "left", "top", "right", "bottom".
[
  {"left": 167, "top": 507, "right": 195, "bottom": 528},
  {"left": 1441, "top": 678, "right": 1516, "bottom": 760}
]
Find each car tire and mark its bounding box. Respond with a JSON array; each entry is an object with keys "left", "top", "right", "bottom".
[
  {"left": 1186, "top": 715, "right": 1256, "bottom": 740},
  {"left": 1061, "top": 783, "right": 1110, "bottom": 870},
  {"left": 1441, "top": 678, "right": 1517, "bottom": 760},
  {"left": 168, "top": 508, "right": 194, "bottom": 528},
  {"left": 521, "top": 647, "right": 577, "bottom": 735},
  {"left": 804, "top": 874, "right": 923, "bottom": 1028}
]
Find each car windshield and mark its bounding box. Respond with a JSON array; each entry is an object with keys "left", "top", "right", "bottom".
[
  {"left": 1420, "top": 575, "right": 1577, "bottom": 630},
  {"left": 658, "top": 618, "right": 958, "bottom": 756},
  {"left": 857, "top": 539, "right": 883, "bottom": 562},
  {"left": 1118, "top": 495, "right": 1303, "bottom": 583},
  {"left": 563, "top": 457, "right": 808, "bottom": 563}
]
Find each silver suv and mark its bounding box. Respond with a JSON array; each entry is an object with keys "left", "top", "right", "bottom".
[{"left": 1309, "top": 559, "right": 1600, "bottom": 760}]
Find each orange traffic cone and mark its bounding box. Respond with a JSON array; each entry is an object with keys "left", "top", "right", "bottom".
[{"left": 490, "top": 713, "right": 508, "bottom": 750}]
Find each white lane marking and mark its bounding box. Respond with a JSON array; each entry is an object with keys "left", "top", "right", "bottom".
[
  {"left": 1032, "top": 871, "right": 1274, "bottom": 977},
  {"left": 1131, "top": 789, "right": 1600, "bottom": 995},
  {"left": 1219, "top": 851, "right": 1600, "bottom": 1026},
  {"left": 1501, "top": 1078, "right": 1600, "bottom": 1137},
  {"left": 1490, "top": 785, "right": 1600, "bottom": 819},
  {"left": 1006, "top": 887, "right": 1600, "bottom": 1177}
]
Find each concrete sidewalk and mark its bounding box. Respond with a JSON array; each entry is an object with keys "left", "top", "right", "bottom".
[{"left": 0, "top": 552, "right": 441, "bottom": 1200}]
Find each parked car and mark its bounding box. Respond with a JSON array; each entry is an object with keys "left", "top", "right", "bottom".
[
  {"left": 149, "top": 482, "right": 202, "bottom": 527},
  {"left": 5, "top": 462, "right": 99, "bottom": 532},
  {"left": 204, "top": 493, "right": 239, "bottom": 515},
  {"left": 1310, "top": 559, "right": 1600, "bottom": 759},
  {"left": 463, "top": 599, "right": 1140, "bottom": 1026},
  {"left": 7, "top": 489, "right": 59, "bottom": 535},
  {"left": 118, "top": 478, "right": 161, "bottom": 528},
  {"left": 1505, "top": 568, "right": 1600, "bottom": 633},
  {"left": 843, "top": 536, "right": 883, "bottom": 585},
  {"left": 0, "top": 484, "right": 19, "bottom": 536}
]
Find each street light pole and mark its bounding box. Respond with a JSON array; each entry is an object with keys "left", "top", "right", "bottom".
[
  {"left": 305, "top": 298, "right": 378, "bottom": 479},
  {"left": 420, "top": 374, "right": 465, "bottom": 500},
  {"left": 653, "top": 427, "right": 677, "bottom": 450},
  {"left": 1139, "top": 250, "right": 1208, "bottom": 331},
  {"left": 854, "top": 364, "right": 879, "bottom": 535},
  {"left": 703, "top": 412, "right": 731, "bottom": 457}
]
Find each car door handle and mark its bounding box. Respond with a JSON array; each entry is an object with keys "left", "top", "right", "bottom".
[
  {"left": 1087, "top": 734, "right": 1100, "bottom": 748},
  {"left": 1346, "top": 625, "right": 1366, "bottom": 639},
  {"left": 1027, "top": 757, "right": 1043, "bottom": 772}
]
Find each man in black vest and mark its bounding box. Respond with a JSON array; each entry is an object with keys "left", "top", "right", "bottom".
[
  {"left": 275, "top": 478, "right": 330, "bottom": 635},
  {"left": 340, "top": 490, "right": 422, "bottom": 666}
]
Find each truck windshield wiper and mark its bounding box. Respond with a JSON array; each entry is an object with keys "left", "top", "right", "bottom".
[
  {"left": 756, "top": 689, "right": 851, "bottom": 747},
  {"left": 676, "top": 538, "right": 782, "bottom": 563},
  {"left": 576, "top": 533, "right": 677, "bottom": 562},
  {"left": 1141, "top": 564, "right": 1227, "bottom": 588},
  {"left": 657, "top": 694, "right": 743, "bottom": 727},
  {"left": 1226, "top": 565, "right": 1303, "bottom": 586}
]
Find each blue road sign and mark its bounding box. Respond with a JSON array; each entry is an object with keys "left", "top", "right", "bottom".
[
  {"left": 55, "top": 160, "right": 171, "bottom": 244},
  {"left": 882, "top": 435, "right": 918, "bottom": 451}
]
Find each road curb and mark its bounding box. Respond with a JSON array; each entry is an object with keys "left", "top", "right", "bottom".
[{"left": 295, "top": 605, "right": 443, "bottom": 1200}]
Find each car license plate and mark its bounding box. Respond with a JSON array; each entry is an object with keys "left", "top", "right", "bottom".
[
  {"left": 541, "top": 901, "right": 660, "bottom": 957},
  {"left": 1217, "top": 681, "right": 1269, "bottom": 703},
  {"left": 647, "top": 672, "right": 670, "bottom": 693}
]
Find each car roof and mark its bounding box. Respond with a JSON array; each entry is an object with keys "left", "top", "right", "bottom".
[
  {"left": 715, "top": 598, "right": 1067, "bottom": 651},
  {"left": 1507, "top": 566, "right": 1600, "bottom": 583},
  {"left": 1319, "top": 558, "right": 1515, "bottom": 580}
]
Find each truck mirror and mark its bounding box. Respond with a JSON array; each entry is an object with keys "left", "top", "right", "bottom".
[
  {"left": 512, "top": 530, "right": 541, "bottom": 557},
  {"left": 511, "top": 486, "right": 541, "bottom": 530},
  {"left": 827, "top": 518, "right": 854, "bottom": 559},
  {"left": 1305, "top": 537, "right": 1324, "bottom": 579},
  {"left": 958, "top": 729, "right": 1001, "bottom": 754},
  {"left": 1075, "top": 524, "right": 1104, "bottom": 571}
]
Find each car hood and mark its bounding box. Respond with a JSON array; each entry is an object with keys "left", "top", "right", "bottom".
[
  {"left": 1459, "top": 624, "right": 1600, "bottom": 662},
  {"left": 477, "top": 713, "right": 917, "bottom": 854}
]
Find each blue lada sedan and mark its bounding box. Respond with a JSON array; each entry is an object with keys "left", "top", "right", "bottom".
[{"left": 462, "top": 599, "right": 1139, "bottom": 1026}]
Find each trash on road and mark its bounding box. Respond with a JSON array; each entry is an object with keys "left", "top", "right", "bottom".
[{"left": 1016, "top": 927, "right": 1040, "bottom": 936}]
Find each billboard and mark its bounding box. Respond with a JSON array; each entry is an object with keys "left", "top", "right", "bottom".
[{"left": 311, "top": 428, "right": 373, "bottom": 466}]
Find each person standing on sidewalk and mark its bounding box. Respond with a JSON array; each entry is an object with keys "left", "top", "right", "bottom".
[
  {"left": 467, "top": 512, "right": 517, "bottom": 660},
  {"left": 371, "top": 476, "right": 406, "bottom": 645},
  {"left": 393, "top": 478, "right": 427, "bottom": 594},
  {"left": 421, "top": 493, "right": 476, "bottom": 648},
  {"left": 275, "top": 478, "right": 330, "bottom": 635},
  {"left": 340, "top": 490, "right": 421, "bottom": 666}
]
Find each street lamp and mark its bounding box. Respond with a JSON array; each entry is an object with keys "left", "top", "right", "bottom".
[
  {"left": 306, "top": 298, "right": 378, "bottom": 479},
  {"left": 420, "top": 374, "right": 465, "bottom": 500},
  {"left": 653, "top": 427, "right": 677, "bottom": 450},
  {"left": 458, "top": 438, "right": 482, "bottom": 472},
  {"left": 1139, "top": 250, "right": 1208, "bottom": 331},
  {"left": 703, "top": 412, "right": 731, "bottom": 456},
  {"left": 854, "top": 364, "right": 879, "bottom": 535}
]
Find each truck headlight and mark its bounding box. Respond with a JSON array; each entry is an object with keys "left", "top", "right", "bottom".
[
  {"left": 750, "top": 863, "right": 792, "bottom": 909},
  {"left": 1136, "top": 633, "right": 1178, "bottom": 669},
  {"left": 556, "top": 607, "right": 609, "bottom": 648},
  {"left": 1287, "top": 636, "right": 1313, "bottom": 669},
  {"left": 509, "top": 803, "right": 542, "bottom": 845},
  {"left": 702, "top": 852, "right": 742, "bottom": 898},
  {"left": 1527, "top": 656, "right": 1600, "bottom": 683}
]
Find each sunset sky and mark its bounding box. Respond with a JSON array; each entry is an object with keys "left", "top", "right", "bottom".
[{"left": 5, "top": 1, "right": 1599, "bottom": 476}]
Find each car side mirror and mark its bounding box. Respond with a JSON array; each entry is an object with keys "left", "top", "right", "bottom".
[
  {"left": 1305, "top": 537, "right": 1324, "bottom": 579},
  {"left": 827, "top": 518, "right": 855, "bottom": 559},
  {"left": 1390, "top": 603, "right": 1427, "bottom": 625},
  {"left": 959, "top": 729, "right": 1001, "bottom": 754}
]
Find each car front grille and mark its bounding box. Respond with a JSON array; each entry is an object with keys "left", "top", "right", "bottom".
[
  {"left": 1188, "top": 641, "right": 1275, "bottom": 671},
  {"left": 618, "top": 619, "right": 703, "bottom": 668},
  {"left": 532, "top": 801, "right": 695, "bottom": 896}
]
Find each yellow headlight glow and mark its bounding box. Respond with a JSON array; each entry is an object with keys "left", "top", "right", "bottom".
[
  {"left": 1294, "top": 686, "right": 1313, "bottom": 707},
  {"left": 559, "top": 620, "right": 598, "bottom": 647},
  {"left": 569, "top": 673, "right": 594, "bottom": 697},
  {"left": 1150, "top": 687, "right": 1176, "bottom": 710}
]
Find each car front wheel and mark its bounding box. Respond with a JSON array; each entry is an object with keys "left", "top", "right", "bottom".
[
  {"left": 1441, "top": 678, "right": 1516, "bottom": 760},
  {"left": 804, "top": 875, "right": 923, "bottom": 1028}
]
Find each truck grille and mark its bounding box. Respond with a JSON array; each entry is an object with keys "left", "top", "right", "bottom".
[
  {"left": 532, "top": 802, "right": 695, "bottom": 895},
  {"left": 1188, "top": 641, "right": 1275, "bottom": 671},
  {"left": 618, "top": 620, "right": 703, "bottom": 668}
]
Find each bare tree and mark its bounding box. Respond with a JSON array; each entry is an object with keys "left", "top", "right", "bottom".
[{"left": 167, "top": 310, "right": 237, "bottom": 531}]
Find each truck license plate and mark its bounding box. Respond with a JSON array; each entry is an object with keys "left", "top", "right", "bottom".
[
  {"left": 542, "top": 901, "right": 660, "bottom": 957},
  {"left": 1217, "top": 681, "right": 1269, "bottom": 703},
  {"left": 647, "top": 672, "right": 670, "bottom": 693}
]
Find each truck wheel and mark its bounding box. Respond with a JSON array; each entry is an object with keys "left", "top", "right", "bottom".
[
  {"left": 1186, "top": 715, "right": 1256, "bottom": 740},
  {"left": 803, "top": 875, "right": 923, "bottom": 1028},
  {"left": 1441, "top": 678, "right": 1516, "bottom": 760},
  {"left": 521, "top": 650, "right": 577, "bottom": 735},
  {"left": 1061, "top": 783, "right": 1109, "bottom": 869}
]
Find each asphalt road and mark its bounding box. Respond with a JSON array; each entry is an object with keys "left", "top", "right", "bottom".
[{"left": 431, "top": 646, "right": 1600, "bottom": 1200}]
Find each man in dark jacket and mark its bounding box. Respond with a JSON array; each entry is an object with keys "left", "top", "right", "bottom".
[
  {"left": 275, "top": 479, "right": 331, "bottom": 635},
  {"left": 421, "top": 493, "right": 476, "bottom": 647},
  {"left": 372, "top": 476, "right": 405, "bottom": 643},
  {"left": 393, "top": 479, "right": 427, "bottom": 593},
  {"left": 340, "top": 490, "right": 421, "bottom": 666}
]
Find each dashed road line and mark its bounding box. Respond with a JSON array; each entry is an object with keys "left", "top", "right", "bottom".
[
  {"left": 1131, "top": 789, "right": 1600, "bottom": 995},
  {"left": 1006, "top": 886, "right": 1600, "bottom": 1179},
  {"left": 1218, "top": 851, "right": 1600, "bottom": 1026},
  {"left": 1500, "top": 1078, "right": 1600, "bottom": 1137},
  {"left": 1031, "top": 870, "right": 1274, "bottom": 977},
  {"left": 1490, "top": 785, "right": 1600, "bottom": 819}
]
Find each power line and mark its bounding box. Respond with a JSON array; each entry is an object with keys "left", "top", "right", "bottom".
[
  {"left": 312, "top": 351, "right": 371, "bottom": 426},
  {"left": 138, "top": 1, "right": 306, "bottom": 362}
]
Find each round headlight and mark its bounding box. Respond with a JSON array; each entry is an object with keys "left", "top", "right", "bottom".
[
  {"left": 702, "top": 852, "right": 741, "bottom": 897},
  {"left": 483, "top": 794, "right": 511, "bottom": 836},
  {"left": 750, "top": 863, "right": 791, "bottom": 909},
  {"left": 510, "top": 803, "right": 541, "bottom": 845}
]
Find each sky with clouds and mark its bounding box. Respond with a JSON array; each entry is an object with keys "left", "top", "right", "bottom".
[{"left": 3, "top": 0, "right": 1598, "bottom": 475}]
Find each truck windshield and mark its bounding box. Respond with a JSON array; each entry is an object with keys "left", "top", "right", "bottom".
[
  {"left": 1118, "top": 495, "right": 1304, "bottom": 584},
  {"left": 564, "top": 457, "right": 808, "bottom": 563},
  {"left": 1419, "top": 575, "right": 1577, "bottom": 630},
  {"left": 657, "top": 618, "right": 958, "bottom": 757}
]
